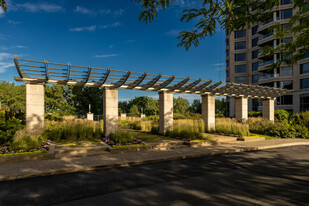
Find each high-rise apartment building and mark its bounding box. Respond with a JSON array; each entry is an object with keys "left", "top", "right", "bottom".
[{"left": 226, "top": 0, "right": 309, "bottom": 116}]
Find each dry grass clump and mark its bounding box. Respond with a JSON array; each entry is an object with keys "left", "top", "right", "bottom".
[
  {"left": 214, "top": 118, "right": 249, "bottom": 137},
  {"left": 166, "top": 119, "right": 205, "bottom": 140},
  {"left": 11, "top": 128, "right": 45, "bottom": 151},
  {"left": 44, "top": 119, "right": 103, "bottom": 140}
]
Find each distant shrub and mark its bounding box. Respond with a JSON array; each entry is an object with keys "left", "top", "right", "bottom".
[
  {"left": 248, "top": 111, "right": 262, "bottom": 117},
  {"left": 142, "top": 115, "right": 159, "bottom": 122},
  {"left": 215, "top": 113, "right": 225, "bottom": 118},
  {"left": 109, "top": 131, "right": 134, "bottom": 145},
  {"left": 173, "top": 113, "right": 187, "bottom": 120},
  {"left": 275, "top": 110, "right": 290, "bottom": 122}
]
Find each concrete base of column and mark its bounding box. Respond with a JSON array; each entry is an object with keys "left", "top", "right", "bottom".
[
  {"left": 159, "top": 91, "right": 173, "bottom": 135},
  {"left": 87, "top": 113, "right": 94, "bottom": 121},
  {"left": 235, "top": 96, "right": 248, "bottom": 122},
  {"left": 262, "top": 98, "right": 275, "bottom": 122},
  {"left": 26, "top": 83, "right": 45, "bottom": 130},
  {"left": 103, "top": 88, "right": 118, "bottom": 137},
  {"left": 202, "top": 94, "right": 215, "bottom": 132}
]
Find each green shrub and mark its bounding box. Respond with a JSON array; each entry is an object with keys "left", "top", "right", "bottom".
[
  {"left": 215, "top": 113, "right": 225, "bottom": 118},
  {"left": 290, "top": 111, "right": 309, "bottom": 128},
  {"left": 44, "top": 119, "right": 103, "bottom": 141},
  {"left": 0, "top": 109, "right": 24, "bottom": 145},
  {"left": 151, "top": 125, "right": 159, "bottom": 134},
  {"left": 248, "top": 111, "right": 262, "bottom": 117},
  {"left": 166, "top": 128, "right": 203, "bottom": 140},
  {"left": 173, "top": 113, "right": 187, "bottom": 120},
  {"left": 11, "top": 129, "right": 44, "bottom": 151},
  {"left": 275, "top": 110, "right": 290, "bottom": 122},
  {"left": 215, "top": 118, "right": 249, "bottom": 137},
  {"left": 109, "top": 131, "right": 134, "bottom": 144},
  {"left": 142, "top": 115, "right": 159, "bottom": 122}
]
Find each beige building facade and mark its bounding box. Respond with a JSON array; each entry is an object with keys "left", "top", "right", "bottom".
[{"left": 226, "top": 1, "right": 309, "bottom": 116}]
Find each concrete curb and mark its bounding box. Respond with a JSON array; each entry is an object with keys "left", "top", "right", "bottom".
[{"left": 1, "top": 142, "right": 308, "bottom": 181}]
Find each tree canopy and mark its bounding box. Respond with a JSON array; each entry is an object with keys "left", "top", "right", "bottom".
[
  {"left": 133, "top": 0, "right": 309, "bottom": 67},
  {"left": 0, "top": 0, "right": 6, "bottom": 12}
]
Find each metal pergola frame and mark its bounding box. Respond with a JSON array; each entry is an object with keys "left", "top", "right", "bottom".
[{"left": 13, "top": 57, "right": 292, "bottom": 98}]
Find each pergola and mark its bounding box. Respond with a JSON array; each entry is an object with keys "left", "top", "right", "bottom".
[{"left": 14, "top": 57, "right": 292, "bottom": 136}]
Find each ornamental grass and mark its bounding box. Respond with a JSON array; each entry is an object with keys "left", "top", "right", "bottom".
[{"left": 214, "top": 118, "right": 250, "bottom": 137}]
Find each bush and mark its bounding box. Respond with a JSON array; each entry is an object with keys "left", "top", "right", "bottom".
[
  {"left": 109, "top": 131, "right": 134, "bottom": 144},
  {"left": 166, "top": 119, "right": 205, "bottom": 140},
  {"left": 173, "top": 113, "right": 187, "bottom": 120},
  {"left": 248, "top": 111, "right": 262, "bottom": 117},
  {"left": 215, "top": 113, "right": 225, "bottom": 118},
  {"left": 11, "top": 129, "right": 44, "bottom": 151},
  {"left": 142, "top": 115, "right": 159, "bottom": 122},
  {"left": 0, "top": 109, "right": 24, "bottom": 145},
  {"left": 215, "top": 118, "right": 249, "bottom": 137},
  {"left": 151, "top": 125, "right": 159, "bottom": 134},
  {"left": 275, "top": 110, "right": 290, "bottom": 122},
  {"left": 44, "top": 119, "right": 103, "bottom": 141}
]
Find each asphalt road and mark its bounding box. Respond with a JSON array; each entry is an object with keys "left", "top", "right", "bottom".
[{"left": 1, "top": 146, "right": 309, "bottom": 206}]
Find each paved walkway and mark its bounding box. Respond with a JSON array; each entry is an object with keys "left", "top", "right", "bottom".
[{"left": 1, "top": 139, "right": 309, "bottom": 181}]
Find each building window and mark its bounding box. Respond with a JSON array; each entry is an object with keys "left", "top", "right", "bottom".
[
  {"left": 277, "top": 95, "right": 293, "bottom": 105},
  {"left": 235, "top": 30, "right": 246, "bottom": 38},
  {"left": 252, "top": 74, "right": 259, "bottom": 83},
  {"left": 235, "top": 76, "right": 247, "bottom": 84},
  {"left": 280, "top": 81, "right": 293, "bottom": 89},
  {"left": 235, "top": 53, "right": 246, "bottom": 61},
  {"left": 226, "top": 60, "right": 229, "bottom": 67},
  {"left": 280, "top": 66, "right": 293, "bottom": 76},
  {"left": 226, "top": 49, "right": 229, "bottom": 57},
  {"left": 300, "top": 94, "right": 309, "bottom": 112},
  {"left": 235, "top": 41, "right": 246, "bottom": 50},
  {"left": 235, "top": 65, "right": 246, "bottom": 73},
  {"left": 282, "top": 37, "right": 293, "bottom": 43},
  {"left": 301, "top": 78, "right": 309, "bottom": 89},
  {"left": 226, "top": 39, "right": 229, "bottom": 46},
  {"left": 281, "top": 9, "right": 293, "bottom": 19},
  {"left": 252, "top": 49, "right": 259, "bottom": 59},
  {"left": 252, "top": 62, "right": 259, "bottom": 71},
  {"left": 226, "top": 70, "right": 230, "bottom": 79},
  {"left": 300, "top": 63, "right": 309, "bottom": 74},
  {"left": 252, "top": 25, "right": 258, "bottom": 35},
  {"left": 281, "top": 0, "right": 292, "bottom": 5},
  {"left": 252, "top": 38, "right": 259, "bottom": 47}
]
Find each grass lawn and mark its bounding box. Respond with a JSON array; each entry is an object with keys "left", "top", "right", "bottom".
[
  {"left": 55, "top": 138, "right": 106, "bottom": 147},
  {"left": 120, "top": 129, "right": 176, "bottom": 143}
]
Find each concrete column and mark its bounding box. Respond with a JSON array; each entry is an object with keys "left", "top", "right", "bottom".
[
  {"left": 103, "top": 88, "right": 118, "bottom": 137},
  {"left": 87, "top": 113, "right": 94, "bottom": 121},
  {"left": 202, "top": 94, "right": 215, "bottom": 131},
  {"left": 159, "top": 91, "right": 173, "bottom": 135},
  {"left": 235, "top": 96, "right": 248, "bottom": 122},
  {"left": 262, "top": 98, "right": 275, "bottom": 122},
  {"left": 26, "top": 83, "right": 45, "bottom": 130}
]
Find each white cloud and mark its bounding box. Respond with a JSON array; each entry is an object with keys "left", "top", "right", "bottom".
[
  {"left": 7, "top": 20, "right": 21, "bottom": 25},
  {"left": 0, "top": 62, "right": 14, "bottom": 73},
  {"left": 125, "top": 40, "right": 135, "bottom": 43},
  {"left": 214, "top": 62, "right": 225, "bottom": 71},
  {"left": 114, "top": 9, "right": 124, "bottom": 16},
  {"left": 99, "top": 22, "right": 121, "bottom": 29},
  {"left": 94, "top": 54, "right": 119, "bottom": 58},
  {"left": 99, "top": 9, "right": 124, "bottom": 16},
  {"left": 99, "top": 9, "right": 111, "bottom": 15},
  {"left": 0, "top": 52, "right": 11, "bottom": 61},
  {"left": 69, "top": 25, "right": 96, "bottom": 32},
  {"left": 174, "top": 0, "right": 196, "bottom": 8},
  {"left": 165, "top": 30, "right": 182, "bottom": 37},
  {"left": 15, "top": 2, "right": 65, "bottom": 13},
  {"left": 74, "top": 6, "right": 96, "bottom": 16}
]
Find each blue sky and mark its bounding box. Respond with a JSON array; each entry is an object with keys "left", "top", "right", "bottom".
[{"left": 0, "top": 0, "right": 226, "bottom": 102}]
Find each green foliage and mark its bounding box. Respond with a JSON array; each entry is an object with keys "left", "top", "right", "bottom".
[
  {"left": 109, "top": 131, "right": 134, "bottom": 145},
  {"left": 173, "top": 113, "right": 187, "bottom": 119},
  {"left": 168, "top": 119, "right": 205, "bottom": 140},
  {"left": 215, "top": 113, "right": 224, "bottom": 118},
  {"left": 275, "top": 110, "right": 290, "bottom": 122},
  {"left": 0, "top": 109, "right": 24, "bottom": 145},
  {"left": 174, "top": 97, "right": 189, "bottom": 114},
  {"left": 173, "top": 113, "right": 202, "bottom": 119},
  {"left": 0, "top": 81, "right": 25, "bottom": 112},
  {"left": 189, "top": 99, "right": 201, "bottom": 114},
  {"left": 44, "top": 120, "right": 103, "bottom": 141},
  {"left": 0, "top": 0, "right": 7, "bottom": 12},
  {"left": 127, "top": 96, "right": 159, "bottom": 115},
  {"left": 214, "top": 118, "right": 250, "bottom": 137},
  {"left": 215, "top": 99, "right": 227, "bottom": 116},
  {"left": 248, "top": 111, "right": 262, "bottom": 117},
  {"left": 142, "top": 115, "right": 159, "bottom": 122},
  {"left": 129, "top": 105, "right": 141, "bottom": 116},
  {"left": 11, "top": 129, "right": 44, "bottom": 151},
  {"left": 150, "top": 125, "right": 159, "bottom": 134}
]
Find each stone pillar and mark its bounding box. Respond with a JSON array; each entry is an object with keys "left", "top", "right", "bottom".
[
  {"left": 235, "top": 96, "right": 248, "bottom": 122},
  {"left": 262, "top": 98, "right": 275, "bottom": 122},
  {"left": 103, "top": 88, "right": 118, "bottom": 137},
  {"left": 26, "top": 83, "right": 45, "bottom": 130},
  {"left": 202, "top": 94, "right": 215, "bottom": 131},
  {"left": 159, "top": 91, "right": 173, "bottom": 135},
  {"left": 87, "top": 113, "right": 94, "bottom": 121}
]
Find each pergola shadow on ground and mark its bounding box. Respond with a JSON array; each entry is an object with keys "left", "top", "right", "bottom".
[
  {"left": 13, "top": 58, "right": 291, "bottom": 136},
  {"left": 1, "top": 146, "right": 309, "bottom": 205}
]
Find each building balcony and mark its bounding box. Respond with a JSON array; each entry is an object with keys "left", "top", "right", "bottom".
[
  {"left": 258, "top": 17, "right": 280, "bottom": 34},
  {"left": 258, "top": 33, "right": 274, "bottom": 46},
  {"left": 258, "top": 59, "right": 277, "bottom": 71}
]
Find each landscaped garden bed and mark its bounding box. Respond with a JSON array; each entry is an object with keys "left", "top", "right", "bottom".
[{"left": 0, "top": 140, "right": 52, "bottom": 156}]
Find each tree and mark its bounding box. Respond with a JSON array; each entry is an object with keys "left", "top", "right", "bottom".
[
  {"left": 45, "top": 85, "right": 76, "bottom": 116},
  {"left": 189, "top": 99, "right": 202, "bottom": 114},
  {"left": 174, "top": 97, "right": 189, "bottom": 114},
  {"left": 0, "top": 81, "right": 25, "bottom": 112},
  {"left": 129, "top": 105, "right": 140, "bottom": 116},
  {"left": 128, "top": 96, "right": 159, "bottom": 115},
  {"left": 133, "top": 0, "right": 309, "bottom": 67},
  {"left": 0, "top": 0, "right": 6, "bottom": 12},
  {"left": 215, "top": 99, "right": 227, "bottom": 116}
]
